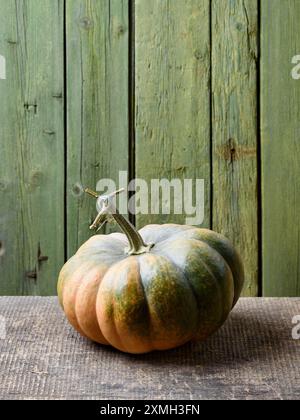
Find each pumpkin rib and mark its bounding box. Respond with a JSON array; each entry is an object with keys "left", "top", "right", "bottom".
[
  {"left": 173, "top": 228, "right": 244, "bottom": 307},
  {"left": 138, "top": 253, "right": 198, "bottom": 351},
  {"left": 116, "top": 256, "right": 151, "bottom": 353},
  {"left": 195, "top": 249, "right": 233, "bottom": 326},
  {"left": 97, "top": 263, "right": 128, "bottom": 352},
  {"left": 58, "top": 254, "right": 84, "bottom": 309},
  {"left": 102, "top": 295, "right": 127, "bottom": 352},
  {"left": 139, "top": 224, "right": 193, "bottom": 245},
  {"left": 158, "top": 240, "right": 225, "bottom": 335},
  {"left": 112, "top": 259, "right": 147, "bottom": 353},
  {"left": 62, "top": 258, "right": 111, "bottom": 340},
  {"left": 58, "top": 254, "right": 110, "bottom": 306},
  {"left": 136, "top": 256, "right": 155, "bottom": 352},
  {"left": 74, "top": 265, "right": 110, "bottom": 345},
  {"left": 196, "top": 229, "right": 243, "bottom": 288},
  {"left": 150, "top": 225, "right": 194, "bottom": 246},
  {"left": 61, "top": 263, "right": 92, "bottom": 339},
  {"left": 176, "top": 238, "right": 233, "bottom": 322},
  {"left": 157, "top": 228, "right": 241, "bottom": 310},
  {"left": 114, "top": 257, "right": 154, "bottom": 354},
  {"left": 192, "top": 243, "right": 235, "bottom": 323},
  {"left": 151, "top": 251, "right": 201, "bottom": 338},
  {"left": 96, "top": 286, "right": 121, "bottom": 350},
  {"left": 76, "top": 234, "right": 127, "bottom": 254},
  {"left": 76, "top": 235, "right": 129, "bottom": 267}
]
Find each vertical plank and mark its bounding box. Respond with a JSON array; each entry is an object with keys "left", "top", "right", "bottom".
[
  {"left": 261, "top": 0, "right": 300, "bottom": 296},
  {"left": 212, "top": 0, "right": 258, "bottom": 296},
  {"left": 66, "top": 0, "right": 129, "bottom": 257},
  {"left": 0, "top": 0, "right": 64, "bottom": 295},
  {"left": 135, "top": 0, "right": 211, "bottom": 228}
]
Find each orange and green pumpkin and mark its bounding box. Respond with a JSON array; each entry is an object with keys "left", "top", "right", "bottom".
[{"left": 58, "top": 189, "right": 244, "bottom": 354}]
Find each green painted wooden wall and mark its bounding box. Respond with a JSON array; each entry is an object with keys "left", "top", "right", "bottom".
[
  {"left": 0, "top": 0, "right": 299, "bottom": 297},
  {"left": 261, "top": 0, "right": 300, "bottom": 297}
]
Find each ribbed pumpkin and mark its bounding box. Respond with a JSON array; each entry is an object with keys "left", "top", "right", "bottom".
[{"left": 58, "top": 189, "right": 244, "bottom": 354}]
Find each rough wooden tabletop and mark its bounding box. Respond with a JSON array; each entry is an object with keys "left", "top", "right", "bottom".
[{"left": 0, "top": 297, "right": 299, "bottom": 400}]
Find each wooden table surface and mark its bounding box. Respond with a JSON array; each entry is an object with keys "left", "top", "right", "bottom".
[{"left": 0, "top": 297, "right": 299, "bottom": 400}]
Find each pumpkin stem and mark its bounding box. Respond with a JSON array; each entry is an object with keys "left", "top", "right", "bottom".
[
  {"left": 113, "top": 209, "right": 154, "bottom": 255},
  {"left": 85, "top": 188, "right": 154, "bottom": 256}
]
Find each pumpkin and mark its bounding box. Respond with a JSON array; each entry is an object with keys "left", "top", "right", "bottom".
[{"left": 58, "top": 189, "right": 244, "bottom": 354}]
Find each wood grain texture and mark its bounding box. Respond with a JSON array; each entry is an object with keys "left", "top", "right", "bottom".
[
  {"left": 1, "top": 1, "right": 299, "bottom": 298},
  {"left": 66, "top": 0, "right": 129, "bottom": 257},
  {"left": 0, "top": 0, "right": 64, "bottom": 295},
  {"left": 261, "top": 0, "right": 300, "bottom": 297},
  {"left": 135, "top": 0, "right": 211, "bottom": 228},
  {"left": 0, "top": 297, "right": 299, "bottom": 400},
  {"left": 212, "top": 0, "right": 258, "bottom": 296}
]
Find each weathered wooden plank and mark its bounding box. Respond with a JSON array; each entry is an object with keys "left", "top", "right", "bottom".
[
  {"left": 261, "top": 0, "right": 300, "bottom": 296},
  {"left": 211, "top": 0, "right": 258, "bottom": 296},
  {"left": 66, "top": 0, "right": 129, "bottom": 257},
  {"left": 135, "top": 0, "right": 211, "bottom": 228},
  {"left": 0, "top": 0, "right": 64, "bottom": 295},
  {"left": 0, "top": 297, "right": 299, "bottom": 399}
]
